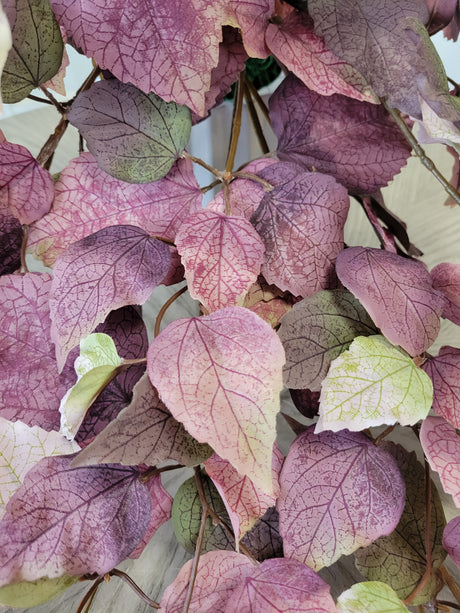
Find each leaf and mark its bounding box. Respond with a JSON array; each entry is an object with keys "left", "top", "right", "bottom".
[
  {"left": 279, "top": 289, "right": 377, "bottom": 391},
  {"left": 240, "top": 506, "right": 283, "bottom": 561},
  {"left": 266, "top": 11, "right": 376, "bottom": 102},
  {"left": 422, "top": 346, "right": 460, "bottom": 428},
  {"left": 0, "top": 575, "right": 78, "bottom": 608},
  {"left": 269, "top": 74, "right": 412, "bottom": 194},
  {"left": 225, "top": 557, "right": 337, "bottom": 612},
  {"left": 0, "top": 455, "right": 151, "bottom": 585},
  {"left": 355, "top": 442, "right": 447, "bottom": 605},
  {"left": 337, "top": 582, "right": 409, "bottom": 613},
  {"left": 204, "top": 445, "right": 283, "bottom": 541},
  {"left": 0, "top": 417, "right": 79, "bottom": 519},
  {"left": 336, "top": 247, "right": 445, "bottom": 356},
  {"left": 0, "top": 273, "right": 74, "bottom": 431},
  {"left": 68, "top": 79, "right": 191, "bottom": 183},
  {"left": 0, "top": 142, "right": 54, "bottom": 224},
  {"left": 431, "top": 262, "right": 460, "bottom": 326},
  {"left": 0, "top": 212, "right": 22, "bottom": 275},
  {"left": 72, "top": 373, "right": 212, "bottom": 468},
  {"left": 159, "top": 550, "right": 254, "bottom": 613},
  {"left": 42, "top": 40, "right": 69, "bottom": 96},
  {"left": 277, "top": 427, "right": 405, "bottom": 571},
  {"left": 316, "top": 335, "right": 433, "bottom": 432},
  {"left": 176, "top": 210, "right": 265, "bottom": 312},
  {"left": 28, "top": 153, "right": 202, "bottom": 267},
  {"left": 289, "top": 388, "right": 320, "bottom": 419},
  {"left": 242, "top": 275, "right": 293, "bottom": 328},
  {"left": 443, "top": 516, "right": 460, "bottom": 569},
  {"left": 0, "top": 4, "right": 12, "bottom": 110},
  {"left": 250, "top": 162, "right": 349, "bottom": 297},
  {"left": 420, "top": 415, "right": 460, "bottom": 507},
  {"left": 50, "top": 225, "right": 171, "bottom": 370},
  {"left": 147, "top": 307, "right": 285, "bottom": 495},
  {"left": 1, "top": 0, "right": 63, "bottom": 103}
]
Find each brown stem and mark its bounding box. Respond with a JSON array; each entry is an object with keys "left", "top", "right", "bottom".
[
  {"left": 224, "top": 181, "right": 231, "bottom": 215},
  {"left": 437, "top": 601, "right": 460, "bottom": 612},
  {"left": 109, "top": 569, "right": 160, "bottom": 609},
  {"left": 20, "top": 225, "right": 29, "bottom": 273},
  {"left": 27, "top": 93, "right": 53, "bottom": 105},
  {"left": 39, "top": 86, "right": 66, "bottom": 114},
  {"left": 200, "top": 178, "right": 221, "bottom": 194},
  {"left": 140, "top": 463, "right": 185, "bottom": 483},
  {"left": 72, "top": 64, "right": 101, "bottom": 101},
  {"left": 225, "top": 72, "right": 245, "bottom": 173},
  {"left": 245, "top": 77, "right": 272, "bottom": 126},
  {"left": 374, "top": 425, "right": 396, "bottom": 446},
  {"left": 120, "top": 357, "right": 147, "bottom": 368},
  {"left": 36, "top": 115, "right": 69, "bottom": 167},
  {"left": 75, "top": 576, "right": 104, "bottom": 613},
  {"left": 243, "top": 77, "right": 269, "bottom": 155},
  {"left": 232, "top": 170, "right": 273, "bottom": 191},
  {"left": 382, "top": 99, "right": 460, "bottom": 206},
  {"left": 154, "top": 285, "right": 188, "bottom": 337},
  {"left": 440, "top": 567, "right": 460, "bottom": 606},
  {"left": 181, "top": 151, "right": 225, "bottom": 180}
]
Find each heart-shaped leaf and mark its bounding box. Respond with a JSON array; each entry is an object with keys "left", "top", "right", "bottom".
[
  {"left": 443, "top": 516, "right": 460, "bottom": 569},
  {"left": 423, "top": 346, "right": 460, "bottom": 428},
  {"left": 337, "top": 582, "right": 409, "bottom": 613},
  {"left": 431, "top": 262, "right": 460, "bottom": 325}
]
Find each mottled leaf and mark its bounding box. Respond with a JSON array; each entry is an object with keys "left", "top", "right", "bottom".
[
  {"left": 420, "top": 415, "right": 460, "bottom": 507},
  {"left": 250, "top": 162, "right": 349, "bottom": 297},
  {"left": 176, "top": 210, "right": 265, "bottom": 312},
  {"left": 68, "top": 79, "right": 191, "bottom": 183},
  {"left": 159, "top": 550, "right": 254, "bottom": 613},
  {"left": 242, "top": 275, "right": 293, "bottom": 328},
  {"left": 431, "top": 262, "right": 460, "bottom": 325},
  {"left": 72, "top": 373, "right": 212, "bottom": 468},
  {"left": 0, "top": 213, "right": 22, "bottom": 275},
  {"left": 240, "top": 506, "right": 283, "bottom": 561},
  {"left": 0, "top": 142, "right": 54, "bottom": 224},
  {"left": 28, "top": 153, "right": 202, "bottom": 267},
  {"left": 422, "top": 346, "right": 460, "bottom": 428},
  {"left": 337, "top": 582, "right": 409, "bottom": 613},
  {"left": 269, "top": 74, "right": 412, "bottom": 194},
  {"left": 317, "top": 335, "right": 433, "bottom": 432},
  {"left": 355, "top": 442, "right": 447, "bottom": 605},
  {"left": 0, "top": 575, "right": 78, "bottom": 608},
  {"left": 148, "top": 307, "right": 285, "bottom": 494},
  {"left": 336, "top": 247, "right": 444, "bottom": 356},
  {"left": 0, "top": 455, "right": 151, "bottom": 585},
  {"left": 279, "top": 289, "right": 377, "bottom": 391},
  {"left": 2, "top": 0, "right": 63, "bottom": 103},
  {"left": 277, "top": 427, "right": 405, "bottom": 570},
  {"left": 443, "top": 516, "right": 460, "bottom": 568},
  {"left": 0, "top": 4, "right": 12, "bottom": 110},
  {"left": 50, "top": 225, "right": 171, "bottom": 369},
  {"left": 41, "top": 39, "right": 69, "bottom": 96}
]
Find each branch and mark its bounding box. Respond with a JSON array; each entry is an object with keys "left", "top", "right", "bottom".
[
  {"left": 154, "top": 285, "right": 188, "bottom": 337},
  {"left": 244, "top": 77, "right": 272, "bottom": 126},
  {"left": 109, "top": 569, "right": 160, "bottom": 609},
  {"left": 38, "top": 86, "right": 66, "bottom": 114},
  {"left": 75, "top": 576, "right": 104, "bottom": 613},
  {"left": 36, "top": 115, "right": 69, "bottom": 167},
  {"left": 243, "top": 76, "right": 269, "bottom": 155},
  {"left": 181, "top": 151, "right": 226, "bottom": 181},
  {"left": 225, "top": 72, "right": 245, "bottom": 173}
]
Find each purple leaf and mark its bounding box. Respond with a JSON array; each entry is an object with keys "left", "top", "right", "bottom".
[
  {"left": 289, "top": 388, "right": 320, "bottom": 419},
  {"left": 431, "top": 262, "right": 460, "bottom": 325},
  {"left": 28, "top": 154, "right": 202, "bottom": 267},
  {"left": 443, "top": 516, "right": 460, "bottom": 569},
  {"left": 0, "top": 142, "right": 54, "bottom": 224},
  {"left": 240, "top": 506, "right": 283, "bottom": 561},
  {"left": 426, "top": 0, "right": 458, "bottom": 34},
  {"left": 50, "top": 225, "right": 171, "bottom": 370},
  {"left": 277, "top": 427, "right": 405, "bottom": 570},
  {"left": 0, "top": 455, "right": 151, "bottom": 585},
  {"left": 269, "top": 74, "right": 412, "bottom": 194},
  {"left": 0, "top": 212, "right": 22, "bottom": 276},
  {"left": 422, "top": 346, "right": 460, "bottom": 429},
  {"left": 336, "top": 247, "right": 445, "bottom": 356},
  {"left": 250, "top": 162, "right": 349, "bottom": 297}
]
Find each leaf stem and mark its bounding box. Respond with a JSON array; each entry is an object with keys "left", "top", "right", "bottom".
[
  {"left": 27, "top": 93, "right": 53, "bottom": 105},
  {"left": 120, "top": 357, "right": 147, "bottom": 368},
  {"left": 243, "top": 76, "right": 269, "bottom": 155},
  {"left": 437, "top": 600, "right": 460, "bottom": 612},
  {"left": 39, "top": 86, "right": 66, "bottom": 114},
  {"left": 440, "top": 567, "right": 460, "bottom": 606},
  {"left": 20, "top": 225, "right": 29, "bottom": 273},
  {"left": 36, "top": 115, "right": 69, "bottom": 167},
  {"left": 224, "top": 182, "right": 231, "bottom": 215},
  {"left": 225, "top": 72, "right": 245, "bottom": 173},
  {"left": 75, "top": 576, "right": 104, "bottom": 613},
  {"left": 181, "top": 151, "right": 226, "bottom": 181},
  {"left": 140, "top": 463, "right": 185, "bottom": 483},
  {"left": 72, "top": 64, "right": 101, "bottom": 101},
  {"left": 244, "top": 77, "right": 272, "bottom": 127},
  {"left": 109, "top": 569, "right": 160, "bottom": 608},
  {"left": 382, "top": 99, "right": 460, "bottom": 206},
  {"left": 154, "top": 285, "right": 188, "bottom": 337},
  {"left": 232, "top": 171, "right": 274, "bottom": 191},
  {"left": 374, "top": 425, "right": 396, "bottom": 445}
]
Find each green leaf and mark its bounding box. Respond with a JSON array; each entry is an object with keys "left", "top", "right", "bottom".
[
  {"left": 2, "top": 0, "right": 63, "bottom": 103},
  {"left": 337, "top": 582, "right": 409, "bottom": 612},
  {"left": 316, "top": 335, "right": 433, "bottom": 432},
  {"left": 0, "top": 575, "right": 78, "bottom": 607}
]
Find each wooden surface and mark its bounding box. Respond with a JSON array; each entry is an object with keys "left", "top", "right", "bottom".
[{"left": 0, "top": 103, "right": 459, "bottom": 612}]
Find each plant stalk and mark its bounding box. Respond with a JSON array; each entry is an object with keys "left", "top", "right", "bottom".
[{"left": 225, "top": 73, "right": 245, "bottom": 173}]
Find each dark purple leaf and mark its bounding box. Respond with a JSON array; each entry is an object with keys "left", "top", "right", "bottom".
[
  {"left": 0, "top": 213, "right": 22, "bottom": 276},
  {"left": 426, "top": 0, "right": 458, "bottom": 34},
  {"left": 431, "top": 262, "right": 460, "bottom": 325},
  {"left": 288, "top": 388, "right": 320, "bottom": 419},
  {"left": 422, "top": 346, "right": 460, "bottom": 429},
  {"left": 269, "top": 74, "right": 412, "bottom": 194},
  {"left": 240, "top": 507, "right": 283, "bottom": 562},
  {"left": 0, "top": 455, "right": 151, "bottom": 585}
]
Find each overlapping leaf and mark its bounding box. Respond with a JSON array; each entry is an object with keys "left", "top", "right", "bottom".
[
  {"left": 279, "top": 289, "right": 377, "bottom": 391},
  {"left": 0, "top": 455, "right": 151, "bottom": 585},
  {"left": 0, "top": 213, "right": 22, "bottom": 275},
  {"left": 443, "top": 516, "right": 460, "bottom": 569},
  {"left": 0, "top": 575, "right": 78, "bottom": 608},
  {"left": 250, "top": 162, "right": 349, "bottom": 297},
  {"left": 147, "top": 307, "right": 285, "bottom": 494},
  {"left": 270, "top": 74, "right": 411, "bottom": 194},
  {"left": 242, "top": 275, "right": 293, "bottom": 328},
  {"left": 240, "top": 506, "right": 283, "bottom": 561},
  {"left": 337, "top": 582, "right": 409, "bottom": 613},
  {"left": 50, "top": 225, "right": 171, "bottom": 370},
  {"left": 431, "top": 262, "right": 460, "bottom": 325},
  {"left": 316, "top": 335, "right": 433, "bottom": 432},
  {"left": 0, "top": 5, "right": 12, "bottom": 110},
  {"left": 336, "top": 247, "right": 444, "bottom": 356},
  {"left": 277, "top": 427, "right": 405, "bottom": 570},
  {"left": 176, "top": 210, "right": 265, "bottom": 312},
  {"left": 422, "top": 346, "right": 460, "bottom": 428}
]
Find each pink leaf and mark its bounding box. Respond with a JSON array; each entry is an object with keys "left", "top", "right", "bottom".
[
  {"left": 147, "top": 307, "right": 285, "bottom": 495},
  {"left": 204, "top": 445, "right": 283, "bottom": 541},
  {"left": 431, "top": 262, "right": 460, "bottom": 325},
  {"left": 176, "top": 210, "right": 265, "bottom": 312},
  {"left": 420, "top": 415, "right": 460, "bottom": 507},
  {"left": 336, "top": 247, "right": 445, "bottom": 356},
  {"left": 28, "top": 154, "right": 201, "bottom": 267},
  {"left": 0, "top": 455, "right": 151, "bottom": 585},
  {"left": 225, "top": 558, "right": 337, "bottom": 612},
  {"left": 50, "top": 225, "right": 171, "bottom": 370},
  {"left": 159, "top": 550, "right": 255, "bottom": 613},
  {"left": 423, "top": 346, "right": 460, "bottom": 429},
  {"left": 227, "top": 0, "right": 273, "bottom": 58},
  {"left": 250, "top": 162, "right": 349, "bottom": 297},
  {"left": 277, "top": 427, "right": 405, "bottom": 570},
  {"left": 443, "top": 516, "right": 460, "bottom": 568},
  {"left": 42, "top": 41, "right": 69, "bottom": 95},
  {"left": 0, "top": 142, "right": 54, "bottom": 224}
]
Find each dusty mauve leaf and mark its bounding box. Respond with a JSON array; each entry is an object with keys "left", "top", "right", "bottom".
[
  {"left": 420, "top": 415, "right": 460, "bottom": 507},
  {"left": 337, "top": 582, "right": 409, "bottom": 613},
  {"left": 159, "top": 550, "right": 254, "bottom": 613},
  {"left": 422, "top": 346, "right": 460, "bottom": 428},
  {"left": 250, "top": 162, "right": 349, "bottom": 297},
  {"left": 0, "top": 455, "right": 151, "bottom": 585},
  {"left": 270, "top": 74, "right": 412, "bottom": 194},
  {"left": 277, "top": 427, "right": 405, "bottom": 571},
  {"left": 176, "top": 210, "right": 265, "bottom": 312},
  {"left": 50, "top": 225, "right": 171, "bottom": 370},
  {"left": 431, "top": 261, "right": 460, "bottom": 325},
  {"left": 443, "top": 516, "right": 460, "bottom": 568},
  {"left": 28, "top": 153, "right": 201, "bottom": 267},
  {"left": 279, "top": 289, "right": 377, "bottom": 391},
  {"left": 0, "top": 142, "right": 54, "bottom": 224},
  {"left": 225, "top": 557, "right": 337, "bottom": 612},
  {"left": 148, "top": 307, "right": 285, "bottom": 495},
  {"left": 0, "top": 213, "right": 22, "bottom": 275},
  {"left": 336, "top": 247, "right": 444, "bottom": 356}
]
